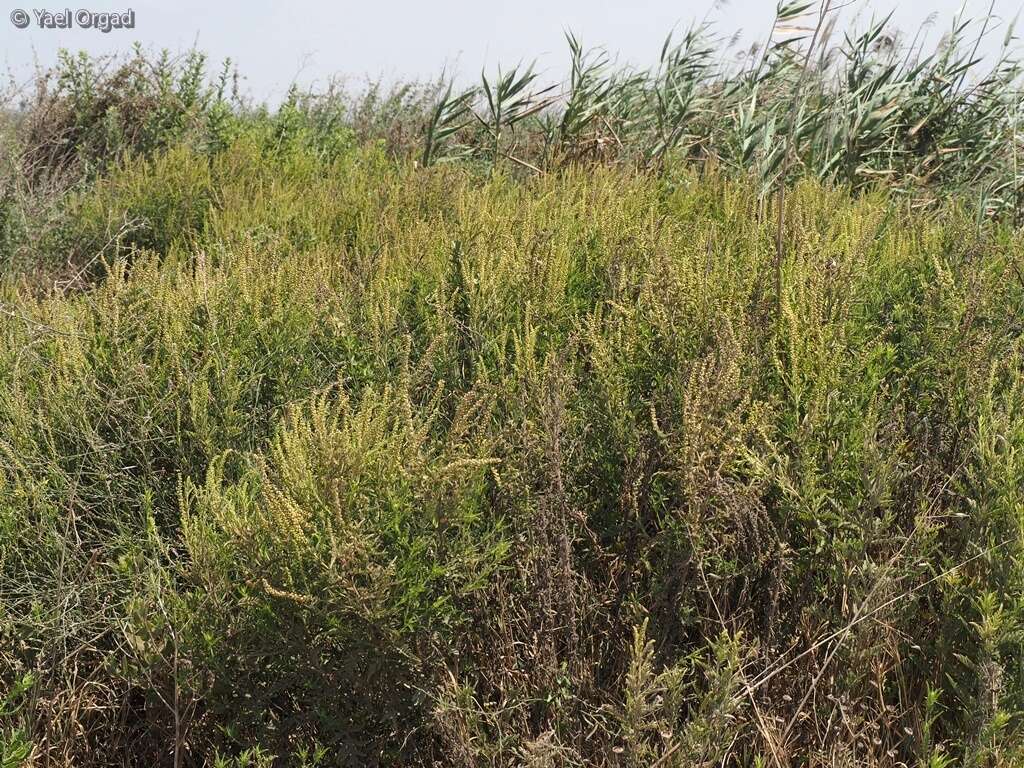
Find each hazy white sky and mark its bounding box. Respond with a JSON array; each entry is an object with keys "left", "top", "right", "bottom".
[{"left": 2, "top": 1, "right": 1022, "bottom": 103}]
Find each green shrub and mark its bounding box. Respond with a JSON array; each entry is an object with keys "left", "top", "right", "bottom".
[{"left": 2, "top": 135, "right": 1024, "bottom": 766}]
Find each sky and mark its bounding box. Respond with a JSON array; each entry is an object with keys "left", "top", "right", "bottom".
[{"left": 2, "top": 1, "right": 1022, "bottom": 104}]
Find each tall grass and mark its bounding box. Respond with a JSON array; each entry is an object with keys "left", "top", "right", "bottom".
[
  {"left": 1, "top": 6, "right": 1024, "bottom": 767},
  {"left": 2, "top": 3, "right": 1021, "bottom": 271},
  {"left": 418, "top": 3, "right": 1024, "bottom": 221},
  {"left": 2, "top": 133, "right": 1024, "bottom": 765}
]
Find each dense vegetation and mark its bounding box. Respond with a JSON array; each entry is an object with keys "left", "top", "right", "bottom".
[{"left": 2, "top": 6, "right": 1024, "bottom": 767}]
